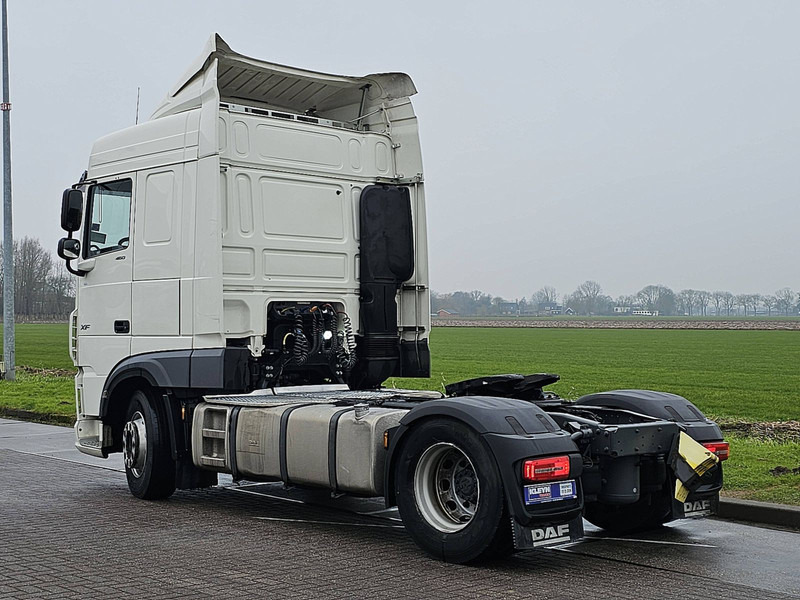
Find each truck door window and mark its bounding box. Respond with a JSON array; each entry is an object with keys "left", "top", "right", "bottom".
[{"left": 84, "top": 179, "right": 132, "bottom": 258}]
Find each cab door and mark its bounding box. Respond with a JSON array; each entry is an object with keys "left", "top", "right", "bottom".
[{"left": 75, "top": 176, "right": 135, "bottom": 407}]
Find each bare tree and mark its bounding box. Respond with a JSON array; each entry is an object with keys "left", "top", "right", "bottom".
[
  {"left": 763, "top": 295, "right": 778, "bottom": 316},
  {"left": 532, "top": 286, "right": 558, "bottom": 307},
  {"left": 694, "top": 290, "right": 710, "bottom": 316},
  {"left": 775, "top": 288, "right": 796, "bottom": 316},
  {"left": 748, "top": 294, "right": 763, "bottom": 317},
  {"left": 47, "top": 262, "right": 75, "bottom": 315},
  {"left": 0, "top": 236, "right": 76, "bottom": 320},
  {"left": 13, "top": 237, "right": 55, "bottom": 316},
  {"left": 711, "top": 291, "right": 726, "bottom": 316},
  {"left": 636, "top": 284, "right": 676, "bottom": 315},
  {"left": 735, "top": 294, "right": 749, "bottom": 316},
  {"left": 615, "top": 294, "right": 635, "bottom": 308},
  {"left": 571, "top": 280, "right": 603, "bottom": 315},
  {"left": 721, "top": 292, "right": 736, "bottom": 316},
  {"left": 678, "top": 289, "right": 698, "bottom": 316}
]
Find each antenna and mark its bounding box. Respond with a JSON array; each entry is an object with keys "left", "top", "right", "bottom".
[{"left": 135, "top": 86, "right": 140, "bottom": 125}]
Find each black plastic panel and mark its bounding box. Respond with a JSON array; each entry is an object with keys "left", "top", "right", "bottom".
[{"left": 350, "top": 184, "right": 419, "bottom": 389}]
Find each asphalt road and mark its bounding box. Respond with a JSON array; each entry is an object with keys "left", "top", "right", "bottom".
[{"left": 1, "top": 418, "right": 798, "bottom": 599}]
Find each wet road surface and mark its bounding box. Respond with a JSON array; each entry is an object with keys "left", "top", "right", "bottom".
[{"left": 1, "top": 418, "right": 798, "bottom": 599}]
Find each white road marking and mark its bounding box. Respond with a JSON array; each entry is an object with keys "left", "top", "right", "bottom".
[
  {"left": 584, "top": 536, "right": 717, "bottom": 548},
  {"left": 5, "top": 448, "right": 124, "bottom": 472},
  {"left": 254, "top": 516, "right": 404, "bottom": 529},
  {"left": 228, "top": 486, "right": 306, "bottom": 504}
]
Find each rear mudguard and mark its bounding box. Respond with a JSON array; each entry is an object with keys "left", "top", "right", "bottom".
[
  {"left": 576, "top": 389, "right": 724, "bottom": 442},
  {"left": 383, "top": 396, "right": 584, "bottom": 544}
]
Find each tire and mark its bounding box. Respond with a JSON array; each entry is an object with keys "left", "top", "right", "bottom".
[
  {"left": 394, "top": 418, "right": 513, "bottom": 563},
  {"left": 122, "top": 389, "right": 176, "bottom": 500},
  {"left": 584, "top": 490, "right": 672, "bottom": 534}
]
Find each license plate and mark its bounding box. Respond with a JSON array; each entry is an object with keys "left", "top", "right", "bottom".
[{"left": 524, "top": 479, "right": 577, "bottom": 505}]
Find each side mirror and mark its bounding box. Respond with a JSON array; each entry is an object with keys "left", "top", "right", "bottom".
[
  {"left": 58, "top": 237, "right": 81, "bottom": 260},
  {"left": 61, "top": 189, "right": 83, "bottom": 232}
]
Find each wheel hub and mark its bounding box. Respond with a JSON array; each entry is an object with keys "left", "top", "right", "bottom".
[
  {"left": 122, "top": 411, "right": 147, "bottom": 478},
  {"left": 413, "top": 442, "right": 480, "bottom": 533}
]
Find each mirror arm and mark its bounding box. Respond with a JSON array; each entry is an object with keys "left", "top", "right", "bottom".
[
  {"left": 59, "top": 232, "right": 87, "bottom": 277},
  {"left": 65, "top": 260, "right": 87, "bottom": 277}
]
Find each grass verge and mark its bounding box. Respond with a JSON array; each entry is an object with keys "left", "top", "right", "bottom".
[{"left": 723, "top": 435, "right": 800, "bottom": 504}]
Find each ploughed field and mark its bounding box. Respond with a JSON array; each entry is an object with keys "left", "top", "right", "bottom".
[{"left": 1, "top": 324, "right": 798, "bottom": 504}]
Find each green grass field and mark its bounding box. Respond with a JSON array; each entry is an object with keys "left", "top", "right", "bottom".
[
  {"left": 1, "top": 324, "right": 798, "bottom": 504},
  {"left": 396, "top": 328, "right": 800, "bottom": 422}
]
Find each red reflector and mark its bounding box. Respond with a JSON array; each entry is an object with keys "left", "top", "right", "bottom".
[
  {"left": 523, "top": 455, "right": 570, "bottom": 482},
  {"left": 703, "top": 441, "right": 730, "bottom": 461}
]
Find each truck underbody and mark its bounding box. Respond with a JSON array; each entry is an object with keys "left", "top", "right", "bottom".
[{"left": 116, "top": 372, "right": 725, "bottom": 562}]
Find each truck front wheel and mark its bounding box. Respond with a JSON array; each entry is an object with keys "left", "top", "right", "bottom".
[
  {"left": 394, "top": 419, "right": 512, "bottom": 563},
  {"left": 122, "top": 389, "right": 176, "bottom": 500}
]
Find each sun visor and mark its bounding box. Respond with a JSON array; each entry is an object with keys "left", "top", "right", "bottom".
[{"left": 151, "top": 34, "right": 416, "bottom": 121}]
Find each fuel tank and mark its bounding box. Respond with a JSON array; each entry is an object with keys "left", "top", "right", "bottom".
[{"left": 192, "top": 402, "right": 406, "bottom": 496}]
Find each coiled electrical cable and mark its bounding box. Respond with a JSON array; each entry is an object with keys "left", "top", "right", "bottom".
[
  {"left": 336, "top": 311, "right": 357, "bottom": 370},
  {"left": 310, "top": 306, "right": 322, "bottom": 354},
  {"left": 292, "top": 313, "right": 309, "bottom": 365}
]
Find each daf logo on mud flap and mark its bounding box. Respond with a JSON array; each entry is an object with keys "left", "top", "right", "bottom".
[
  {"left": 531, "top": 524, "right": 570, "bottom": 547},
  {"left": 684, "top": 500, "right": 711, "bottom": 516}
]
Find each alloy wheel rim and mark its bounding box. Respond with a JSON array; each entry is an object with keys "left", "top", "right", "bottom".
[
  {"left": 122, "top": 410, "right": 147, "bottom": 478},
  {"left": 413, "top": 442, "right": 480, "bottom": 533}
]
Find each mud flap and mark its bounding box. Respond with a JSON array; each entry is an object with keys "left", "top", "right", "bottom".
[
  {"left": 671, "top": 431, "right": 720, "bottom": 501},
  {"left": 672, "top": 493, "right": 719, "bottom": 519},
  {"left": 511, "top": 515, "right": 584, "bottom": 549}
]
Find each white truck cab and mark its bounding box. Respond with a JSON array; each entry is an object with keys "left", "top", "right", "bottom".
[{"left": 59, "top": 34, "right": 430, "bottom": 456}]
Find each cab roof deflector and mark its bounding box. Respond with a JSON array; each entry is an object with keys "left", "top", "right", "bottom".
[{"left": 151, "top": 33, "right": 416, "bottom": 121}]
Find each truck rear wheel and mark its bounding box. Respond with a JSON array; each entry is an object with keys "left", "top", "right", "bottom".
[
  {"left": 394, "top": 419, "right": 512, "bottom": 563},
  {"left": 584, "top": 491, "right": 672, "bottom": 533},
  {"left": 122, "top": 389, "right": 176, "bottom": 500}
]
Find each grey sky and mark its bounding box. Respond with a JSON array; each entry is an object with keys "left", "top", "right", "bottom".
[{"left": 6, "top": 1, "right": 799, "bottom": 300}]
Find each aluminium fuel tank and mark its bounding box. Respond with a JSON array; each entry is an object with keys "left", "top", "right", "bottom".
[{"left": 192, "top": 402, "right": 406, "bottom": 496}]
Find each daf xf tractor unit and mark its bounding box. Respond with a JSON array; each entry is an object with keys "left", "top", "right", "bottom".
[{"left": 57, "top": 35, "right": 728, "bottom": 563}]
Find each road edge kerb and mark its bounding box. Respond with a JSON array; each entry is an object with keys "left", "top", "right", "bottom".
[
  {"left": 717, "top": 497, "right": 800, "bottom": 529},
  {"left": 0, "top": 408, "right": 73, "bottom": 426}
]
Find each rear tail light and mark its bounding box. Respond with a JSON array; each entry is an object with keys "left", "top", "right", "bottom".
[
  {"left": 523, "top": 455, "right": 570, "bottom": 482},
  {"left": 702, "top": 441, "right": 730, "bottom": 461}
]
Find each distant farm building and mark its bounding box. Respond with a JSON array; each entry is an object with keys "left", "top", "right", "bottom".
[
  {"left": 539, "top": 303, "right": 563, "bottom": 316},
  {"left": 498, "top": 302, "right": 520, "bottom": 316}
]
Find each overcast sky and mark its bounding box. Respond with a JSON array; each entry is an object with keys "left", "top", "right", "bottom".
[{"left": 5, "top": 1, "right": 799, "bottom": 300}]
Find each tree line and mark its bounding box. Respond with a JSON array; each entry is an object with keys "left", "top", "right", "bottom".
[
  {"left": 0, "top": 236, "right": 75, "bottom": 320},
  {"left": 432, "top": 282, "right": 800, "bottom": 317},
  {"left": 1, "top": 235, "right": 797, "bottom": 320}
]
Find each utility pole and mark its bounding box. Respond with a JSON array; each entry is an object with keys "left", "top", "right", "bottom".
[{"left": 2, "top": 0, "right": 14, "bottom": 381}]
